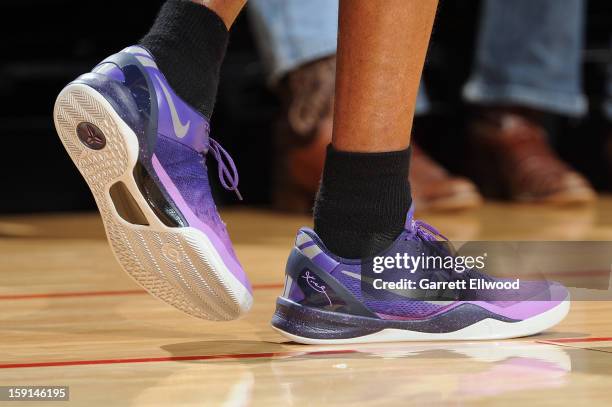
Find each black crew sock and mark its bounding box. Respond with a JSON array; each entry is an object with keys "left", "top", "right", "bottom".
[
  {"left": 313, "top": 145, "right": 412, "bottom": 259},
  {"left": 140, "top": 0, "right": 229, "bottom": 119}
]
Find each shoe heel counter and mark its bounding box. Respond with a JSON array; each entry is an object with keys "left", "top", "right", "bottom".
[
  {"left": 280, "top": 247, "right": 307, "bottom": 303},
  {"left": 281, "top": 229, "right": 332, "bottom": 305},
  {"left": 72, "top": 49, "right": 159, "bottom": 156},
  {"left": 281, "top": 231, "right": 377, "bottom": 318},
  {"left": 70, "top": 71, "right": 146, "bottom": 139}
]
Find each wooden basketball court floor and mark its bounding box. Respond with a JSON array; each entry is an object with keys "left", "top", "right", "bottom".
[{"left": 2, "top": 198, "right": 612, "bottom": 406}]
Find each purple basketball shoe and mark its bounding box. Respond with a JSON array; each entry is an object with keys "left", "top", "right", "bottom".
[
  {"left": 272, "top": 205, "right": 570, "bottom": 344},
  {"left": 53, "top": 46, "right": 252, "bottom": 320}
]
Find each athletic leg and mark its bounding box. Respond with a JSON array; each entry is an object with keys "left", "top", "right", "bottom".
[
  {"left": 314, "top": 0, "right": 438, "bottom": 259},
  {"left": 191, "top": 0, "right": 246, "bottom": 28},
  {"left": 332, "top": 1, "right": 438, "bottom": 152}
]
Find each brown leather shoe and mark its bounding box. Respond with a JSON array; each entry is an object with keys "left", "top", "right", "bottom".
[
  {"left": 411, "top": 144, "right": 482, "bottom": 211},
  {"left": 273, "top": 57, "right": 482, "bottom": 212},
  {"left": 469, "top": 108, "right": 596, "bottom": 205}
]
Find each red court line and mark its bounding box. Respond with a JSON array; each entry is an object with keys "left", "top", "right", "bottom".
[
  {"left": 0, "top": 290, "right": 145, "bottom": 300},
  {"left": 0, "top": 349, "right": 357, "bottom": 370},
  {"left": 535, "top": 269, "right": 611, "bottom": 278},
  {"left": 0, "top": 283, "right": 283, "bottom": 301},
  {"left": 538, "top": 337, "right": 612, "bottom": 344}
]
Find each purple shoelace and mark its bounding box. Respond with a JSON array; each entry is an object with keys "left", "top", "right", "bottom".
[
  {"left": 208, "top": 138, "right": 243, "bottom": 201},
  {"left": 407, "top": 216, "right": 466, "bottom": 292},
  {"left": 410, "top": 219, "right": 449, "bottom": 242},
  {"left": 403, "top": 204, "right": 448, "bottom": 242}
]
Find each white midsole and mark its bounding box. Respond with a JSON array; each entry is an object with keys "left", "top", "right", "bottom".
[{"left": 273, "top": 298, "right": 570, "bottom": 344}]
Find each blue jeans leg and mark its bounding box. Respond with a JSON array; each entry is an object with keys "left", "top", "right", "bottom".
[
  {"left": 463, "top": 0, "right": 588, "bottom": 117},
  {"left": 247, "top": 0, "right": 338, "bottom": 83}
]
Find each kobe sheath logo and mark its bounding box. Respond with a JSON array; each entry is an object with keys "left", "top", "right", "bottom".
[
  {"left": 302, "top": 270, "right": 332, "bottom": 306},
  {"left": 77, "top": 122, "right": 106, "bottom": 150},
  {"left": 156, "top": 75, "right": 191, "bottom": 138}
]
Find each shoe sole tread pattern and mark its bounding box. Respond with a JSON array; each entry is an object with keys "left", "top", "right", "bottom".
[{"left": 54, "top": 84, "right": 251, "bottom": 321}]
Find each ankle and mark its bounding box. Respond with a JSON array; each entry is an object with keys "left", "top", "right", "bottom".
[
  {"left": 313, "top": 145, "right": 412, "bottom": 259},
  {"left": 140, "top": 0, "right": 229, "bottom": 119}
]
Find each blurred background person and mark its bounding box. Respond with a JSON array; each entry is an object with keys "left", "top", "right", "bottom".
[
  {"left": 464, "top": 0, "right": 595, "bottom": 205},
  {"left": 248, "top": 0, "right": 596, "bottom": 212}
]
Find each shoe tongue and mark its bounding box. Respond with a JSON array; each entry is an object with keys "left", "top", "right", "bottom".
[{"left": 404, "top": 202, "right": 416, "bottom": 228}]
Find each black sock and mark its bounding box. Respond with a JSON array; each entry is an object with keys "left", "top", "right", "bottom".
[
  {"left": 140, "top": 0, "right": 229, "bottom": 119},
  {"left": 313, "top": 145, "right": 412, "bottom": 259}
]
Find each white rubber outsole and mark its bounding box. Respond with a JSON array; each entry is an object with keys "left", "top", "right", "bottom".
[
  {"left": 273, "top": 298, "right": 570, "bottom": 345},
  {"left": 53, "top": 84, "right": 252, "bottom": 321}
]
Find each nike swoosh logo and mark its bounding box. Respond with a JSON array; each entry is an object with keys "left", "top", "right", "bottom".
[
  {"left": 156, "top": 75, "right": 191, "bottom": 138},
  {"left": 340, "top": 270, "right": 454, "bottom": 305}
]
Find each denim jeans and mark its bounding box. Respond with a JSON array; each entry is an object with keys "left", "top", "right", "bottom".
[
  {"left": 464, "top": 0, "right": 587, "bottom": 117},
  {"left": 249, "top": 0, "right": 592, "bottom": 118},
  {"left": 247, "top": 0, "right": 339, "bottom": 82}
]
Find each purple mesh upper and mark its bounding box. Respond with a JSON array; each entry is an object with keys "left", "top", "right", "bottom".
[{"left": 154, "top": 134, "right": 238, "bottom": 259}]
